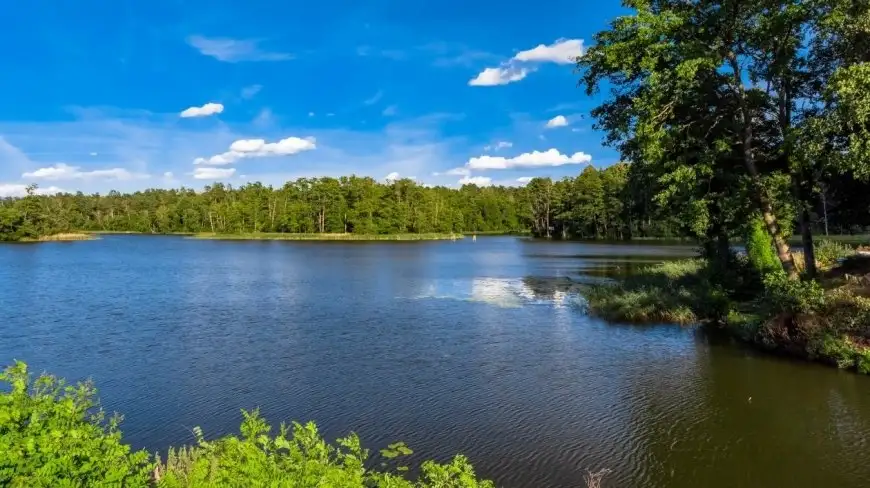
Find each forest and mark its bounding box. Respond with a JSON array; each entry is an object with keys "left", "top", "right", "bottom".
[
  {"left": 0, "top": 163, "right": 684, "bottom": 241},
  {"left": 1, "top": 158, "right": 865, "bottom": 242}
]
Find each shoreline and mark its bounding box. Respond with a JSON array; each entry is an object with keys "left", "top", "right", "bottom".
[
  {"left": 19, "top": 233, "right": 97, "bottom": 242},
  {"left": 584, "top": 256, "right": 870, "bottom": 374},
  {"left": 188, "top": 232, "right": 465, "bottom": 241}
]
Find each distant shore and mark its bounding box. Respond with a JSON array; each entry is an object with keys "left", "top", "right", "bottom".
[{"left": 189, "top": 232, "right": 465, "bottom": 241}]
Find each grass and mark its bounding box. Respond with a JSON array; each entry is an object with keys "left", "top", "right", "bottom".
[
  {"left": 585, "top": 251, "right": 870, "bottom": 374},
  {"left": 83, "top": 230, "right": 194, "bottom": 235},
  {"left": 786, "top": 234, "right": 870, "bottom": 246},
  {"left": 189, "top": 232, "right": 465, "bottom": 241},
  {"left": 584, "top": 259, "right": 708, "bottom": 324},
  {"left": 461, "top": 230, "right": 531, "bottom": 236},
  {"left": 22, "top": 233, "right": 96, "bottom": 242}
]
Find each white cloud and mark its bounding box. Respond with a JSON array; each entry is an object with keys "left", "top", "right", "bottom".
[
  {"left": 89, "top": 152, "right": 98, "bottom": 156},
  {"left": 468, "top": 38, "right": 583, "bottom": 87},
  {"left": 241, "top": 84, "right": 263, "bottom": 99},
  {"left": 193, "top": 167, "right": 236, "bottom": 180},
  {"left": 483, "top": 141, "right": 513, "bottom": 152},
  {"left": 382, "top": 105, "right": 398, "bottom": 116},
  {"left": 546, "top": 115, "right": 569, "bottom": 128},
  {"left": 163, "top": 171, "right": 174, "bottom": 178},
  {"left": 180, "top": 102, "right": 224, "bottom": 118},
  {"left": 516, "top": 176, "right": 534, "bottom": 184},
  {"left": 22, "top": 163, "right": 149, "bottom": 181},
  {"left": 468, "top": 66, "right": 531, "bottom": 86},
  {"left": 364, "top": 90, "right": 384, "bottom": 105},
  {"left": 458, "top": 176, "right": 492, "bottom": 186},
  {"left": 308, "top": 112, "right": 315, "bottom": 117},
  {"left": 194, "top": 136, "right": 316, "bottom": 165},
  {"left": 0, "top": 184, "right": 66, "bottom": 197},
  {"left": 385, "top": 172, "right": 400, "bottom": 182},
  {"left": 513, "top": 39, "right": 584, "bottom": 64},
  {"left": 187, "top": 36, "right": 293, "bottom": 62},
  {"left": 466, "top": 149, "right": 592, "bottom": 170}
]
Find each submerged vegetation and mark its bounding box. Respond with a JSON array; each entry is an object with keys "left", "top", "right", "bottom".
[{"left": 0, "top": 361, "right": 494, "bottom": 488}]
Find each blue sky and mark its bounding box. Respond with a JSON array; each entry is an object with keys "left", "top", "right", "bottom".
[{"left": 0, "top": 0, "right": 627, "bottom": 196}]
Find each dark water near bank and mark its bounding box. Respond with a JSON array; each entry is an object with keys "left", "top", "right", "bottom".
[{"left": 2, "top": 236, "right": 869, "bottom": 487}]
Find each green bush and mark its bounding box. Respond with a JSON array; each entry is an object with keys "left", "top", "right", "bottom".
[
  {"left": 814, "top": 239, "right": 856, "bottom": 268},
  {"left": 0, "top": 361, "right": 152, "bottom": 488},
  {"left": 155, "top": 411, "right": 493, "bottom": 488},
  {"left": 761, "top": 272, "right": 826, "bottom": 315},
  {"left": 0, "top": 362, "right": 494, "bottom": 488},
  {"left": 745, "top": 217, "right": 781, "bottom": 276}
]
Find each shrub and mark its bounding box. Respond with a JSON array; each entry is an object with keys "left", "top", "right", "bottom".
[
  {"left": 0, "top": 362, "right": 494, "bottom": 488},
  {"left": 745, "top": 218, "right": 781, "bottom": 276},
  {"left": 814, "top": 239, "right": 856, "bottom": 268},
  {"left": 761, "top": 272, "right": 826, "bottom": 315},
  {"left": 0, "top": 361, "right": 152, "bottom": 488}
]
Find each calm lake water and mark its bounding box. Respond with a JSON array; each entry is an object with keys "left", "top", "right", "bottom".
[{"left": 2, "top": 236, "right": 869, "bottom": 487}]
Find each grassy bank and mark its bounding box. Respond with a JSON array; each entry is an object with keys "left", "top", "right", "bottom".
[
  {"left": 83, "top": 231, "right": 194, "bottom": 236},
  {"left": 1, "top": 361, "right": 494, "bottom": 488},
  {"left": 585, "top": 251, "right": 870, "bottom": 374},
  {"left": 20, "top": 233, "right": 96, "bottom": 242},
  {"left": 190, "top": 232, "right": 464, "bottom": 241}
]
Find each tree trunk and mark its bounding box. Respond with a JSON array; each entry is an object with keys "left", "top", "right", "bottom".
[
  {"left": 728, "top": 53, "right": 796, "bottom": 278},
  {"left": 792, "top": 174, "right": 817, "bottom": 278},
  {"left": 800, "top": 206, "right": 816, "bottom": 278}
]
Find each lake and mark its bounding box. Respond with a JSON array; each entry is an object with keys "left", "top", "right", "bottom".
[{"left": 2, "top": 235, "right": 869, "bottom": 487}]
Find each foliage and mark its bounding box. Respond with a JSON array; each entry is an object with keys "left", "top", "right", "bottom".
[
  {"left": 585, "top": 259, "right": 725, "bottom": 325},
  {"left": 761, "top": 273, "right": 826, "bottom": 315},
  {"left": 0, "top": 168, "right": 677, "bottom": 242},
  {"left": 0, "top": 361, "right": 152, "bottom": 488},
  {"left": 154, "top": 410, "right": 494, "bottom": 488},
  {"left": 814, "top": 239, "right": 856, "bottom": 268},
  {"left": 1, "top": 362, "right": 494, "bottom": 488},
  {"left": 745, "top": 218, "right": 782, "bottom": 276}
]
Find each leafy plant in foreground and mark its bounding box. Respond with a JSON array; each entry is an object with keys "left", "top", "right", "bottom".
[
  {"left": 0, "top": 362, "right": 494, "bottom": 488},
  {"left": 0, "top": 361, "right": 152, "bottom": 488}
]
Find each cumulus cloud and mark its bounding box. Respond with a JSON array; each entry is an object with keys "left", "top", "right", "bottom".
[
  {"left": 0, "top": 184, "right": 66, "bottom": 197},
  {"left": 193, "top": 167, "right": 236, "bottom": 180},
  {"left": 240, "top": 84, "right": 263, "bottom": 99},
  {"left": 384, "top": 172, "right": 415, "bottom": 182},
  {"left": 513, "top": 39, "right": 584, "bottom": 64},
  {"left": 187, "top": 35, "right": 293, "bottom": 62},
  {"left": 466, "top": 149, "right": 592, "bottom": 170},
  {"left": 163, "top": 172, "right": 174, "bottom": 178},
  {"left": 458, "top": 176, "right": 492, "bottom": 187},
  {"left": 469, "top": 38, "right": 583, "bottom": 86},
  {"left": 546, "top": 115, "right": 569, "bottom": 128},
  {"left": 468, "top": 66, "right": 531, "bottom": 86},
  {"left": 484, "top": 141, "right": 513, "bottom": 152},
  {"left": 516, "top": 176, "right": 534, "bottom": 184},
  {"left": 22, "top": 163, "right": 149, "bottom": 181},
  {"left": 194, "top": 136, "right": 316, "bottom": 165},
  {"left": 180, "top": 103, "right": 224, "bottom": 118}
]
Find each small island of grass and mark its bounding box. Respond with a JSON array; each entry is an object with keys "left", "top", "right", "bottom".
[
  {"left": 25, "top": 232, "right": 97, "bottom": 242},
  {"left": 189, "top": 232, "right": 464, "bottom": 241}
]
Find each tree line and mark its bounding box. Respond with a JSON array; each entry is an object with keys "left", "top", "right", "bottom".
[{"left": 0, "top": 165, "right": 683, "bottom": 241}]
